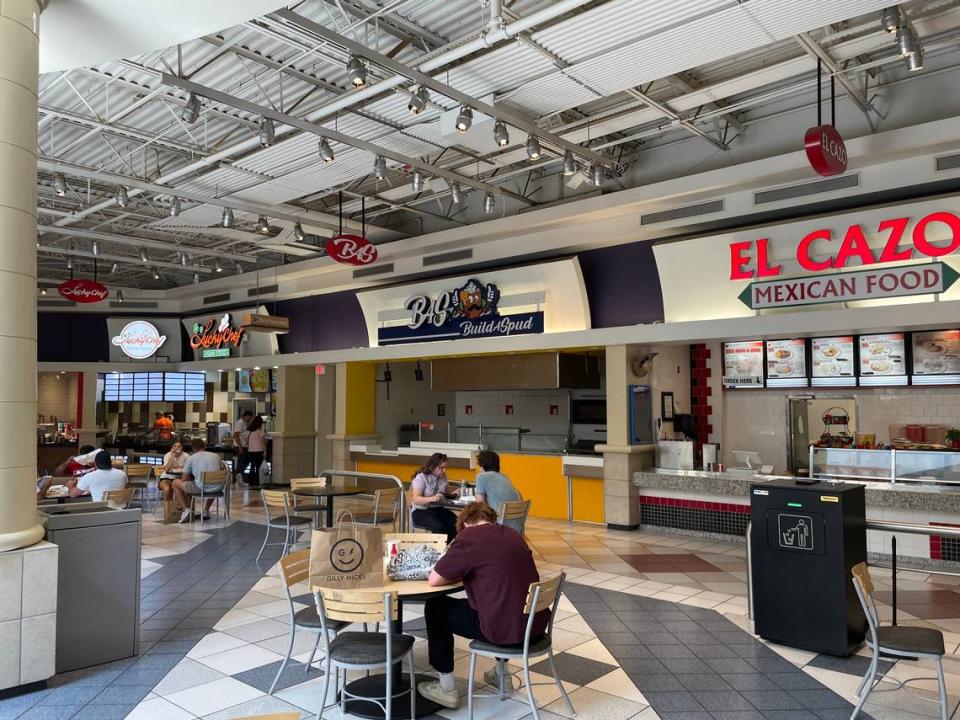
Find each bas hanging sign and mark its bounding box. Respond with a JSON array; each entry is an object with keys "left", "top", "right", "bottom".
[
  {"left": 58, "top": 279, "right": 109, "bottom": 303},
  {"left": 378, "top": 278, "right": 544, "bottom": 346},
  {"left": 190, "top": 313, "right": 244, "bottom": 353},
  {"left": 738, "top": 262, "right": 959, "bottom": 310},
  {"left": 325, "top": 234, "right": 378, "bottom": 266}
]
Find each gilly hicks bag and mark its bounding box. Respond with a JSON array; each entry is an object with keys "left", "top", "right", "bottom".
[{"left": 309, "top": 511, "right": 383, "bottom": 589}]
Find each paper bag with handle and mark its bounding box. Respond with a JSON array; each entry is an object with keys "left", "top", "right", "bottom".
[{"left": 309, "top": 511, "right": 383, "bottom": 589}]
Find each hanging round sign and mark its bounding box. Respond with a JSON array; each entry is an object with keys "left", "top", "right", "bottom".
[
  {"left": 325, "top": 234, "right": 378, "bottom": 266},
  {"left": 58, "top": 279, "right": 109, "bottom": 303},
  {"left": 804, "top": 124, "right": 847, "bottom": 177}
]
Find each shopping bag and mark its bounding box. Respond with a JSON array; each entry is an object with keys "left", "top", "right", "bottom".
[
  {"left": 163, "top": 500, "right": 180, "bottom": 524},
  {"left": 309, "top": 511, "right": 383, "bottom": 589}
]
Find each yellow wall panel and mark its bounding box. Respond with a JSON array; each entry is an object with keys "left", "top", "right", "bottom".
[
  {"left": 344, "top": 364, "right": 376, "bottom": 435},
  {"left": 571, "top": 476, "right": 605, "bottom": 524},
  {"left": 499, "top": 454, "right": 568, "bottom": 521}
]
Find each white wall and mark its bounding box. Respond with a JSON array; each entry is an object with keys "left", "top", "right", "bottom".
[{"left": 37, "top": 372, "right": 78, "bottom": 423}]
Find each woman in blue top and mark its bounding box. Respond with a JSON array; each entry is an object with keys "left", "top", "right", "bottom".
[{"left": 411, "top": 453, "right": 458, "bottom": 542}]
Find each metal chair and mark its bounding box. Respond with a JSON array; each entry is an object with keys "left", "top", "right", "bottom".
[
  {"left": 497, "top": 499, "right": 532, "bottom": 536},
  {"left": 290, "top": 477, "right": 328, "bottom": 526},
  {"left": 465, "top": 572, "right": 574, "bottom": 720},
  {"left": 354, "top": 487, "right": 402, "bottom": 529},
  {"left": 406, "top": 490, "right": 432, "bottom": 533},
  {"left": 257, "top": 489, "right": 313, "bottom": 562},
  {"left": 314, "top": 587, "right": 416, "bottom": 720},
  {"left": 850, "top": 562, "right": 948, "bottom": 720},
  {"left": 268, "top": 549, "right": 347, "bottom": 695},
  {"left": 186, "top": 469, "right": 230, "bottom": 526},
  {"left": 102, "top": 487, "right": 135, "bottom": 509},
  {"left": 123, "top": 463, "right": 155, "bottom": 511}
]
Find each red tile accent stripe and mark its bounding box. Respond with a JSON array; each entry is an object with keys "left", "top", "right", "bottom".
[
  {"left": 929, "top": 521, "right": 960, "bottom": 560},
  {"left": 638, "top": 494, "right": 750, "bottom": 515}
]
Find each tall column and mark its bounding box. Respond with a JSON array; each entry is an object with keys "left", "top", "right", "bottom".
[
  {"left": 271, "top": 366, "right": 317, "bottom": 483},
  {"left": 327, "top": 362, "right": 377, "bottom": 470},
  {"left": 0, "top": 0, "right": 45, "bottom": 552}
]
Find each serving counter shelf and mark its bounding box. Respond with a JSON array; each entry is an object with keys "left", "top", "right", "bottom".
[{"left": 810, "top": 446, "right": 960, "bottom": 486}]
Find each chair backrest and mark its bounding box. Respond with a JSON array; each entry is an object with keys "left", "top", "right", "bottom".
[
  {"left": 316, "top": 587, "right": 397, "bottom": 623},
  {"left": 124, "top": 463, "right": 152, "bottom": 480},
  {"left": 199, "top": 469, "right": 228, "bottom": 487},
  {"left": 498, "top": 499, "right": 531, "bottom": 523},
  {"left": 372, "top": 487, "right": 402, "bottom": 524},
  {"left": 102, "top": 487, "right": 134, "bottom": 508},
  {"left": 278, "top": 548, "right": 310, "bottom": 588},
  {"left": 290, "top": 477, "right": 327, "bottom": 491},
  {"left": 262, "top": 488, "right": 293, "bottom": 511},
  {"left": 851, "top": 562, "right": 880, "bottom": 636},
  {"left": 384, "top": 532, "right": 447, "bottom": 554},
  {"left": 522, "top": 571, "right": 566, "bottom": 644}
]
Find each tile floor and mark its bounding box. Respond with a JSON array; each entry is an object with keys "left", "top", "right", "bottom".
[{"left": 3, "top": 487, "right": 960, "bottom": 720}]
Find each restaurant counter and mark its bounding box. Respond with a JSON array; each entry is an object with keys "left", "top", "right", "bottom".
[
  {"left": 349, "top": 442, "right": 605, "bottom": 523},
  {"left": 633, "top": 468, "right": 960, "bottom": 562},
  {"left": 37, "top": 442, "right": 78, "bottom": 475}
]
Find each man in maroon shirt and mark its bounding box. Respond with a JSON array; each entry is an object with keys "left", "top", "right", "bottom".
[{"left": 418, "top": 501, "right": 547, "bottom": 709}]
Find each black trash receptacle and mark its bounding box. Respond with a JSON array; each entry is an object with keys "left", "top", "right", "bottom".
[{"left": 750, "top": 479, "right": 866, "bottom": 656}]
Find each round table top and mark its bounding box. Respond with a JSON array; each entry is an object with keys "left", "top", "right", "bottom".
[
  {"left": 292, "top": 485, "right": 367, "bottom": 498},
  {"left": 314, "top": 574, "right": 462, "bottom": 599}
]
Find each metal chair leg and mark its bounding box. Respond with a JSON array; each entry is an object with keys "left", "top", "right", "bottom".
[
  {"left": 340, "top": 667, "right": 346, "bottom": 714},
  {"left": 317, "top": 654, "right": 332, "bottom": 720},
  {"left": 498, "top": 658, "right": 506, "bottom": 699},
  {"left": 855, "top": 647, "right": 877, "bottom": 697},
  {"left": 408, "top": 653, "right": 416, "bottom": 719},
  {"left": 269, "top": 624, "right": 296, "bottom": 695},
  {"left": 256, "top": 524, "right": 271, "bottom": 562},
  {"left": 467, "top": 653, "right": 477, "bottom": 720},
  {"left": 522, "top": 656, "right": 539, "bottom": 720},
  {"left": 549, "top": 648, "right": 575, "bottom": 717},
  {"left": 385, "top": 652, "right": 393, "bottom": 720},
  {"left": 305, "top": 631, "right": 322, "bottom": 672},
  {"left": 849, "top": 650, "right": 878, "bottom": 720},
  {"left": 935, "top": 656, "right": 948, "bottom": 720}
]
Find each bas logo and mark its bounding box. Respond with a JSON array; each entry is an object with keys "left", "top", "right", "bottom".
[
  {"left": 405, "top": 278, "right": 500, "bottom": 329},
  {"left": 325, "top": 234, "right": 378, "bottom": 266}
]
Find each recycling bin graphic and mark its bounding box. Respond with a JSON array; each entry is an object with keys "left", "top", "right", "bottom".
[{"left": 750, "top": 479, "right": 866, "bottom": 656}]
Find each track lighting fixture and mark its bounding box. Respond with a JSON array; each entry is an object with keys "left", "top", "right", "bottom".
[
  {"left": 525, "top": 134, "right": 542, "bottom": 160},
  {"left": 483, "top": 192, "right": 495, "bottom": 215},
  {"left": 493, "top": 120, "right": 509, "bottom": 147},
  {"left": 897, "top": 24, "right": 920, "bottom": 56},
  {"left": 65, "top": 257, "right": 73, "bottom": 271},
  {"left": 91, "top": 240, "right": 99, "bottom": 256},
  {"left": 139, "top": 248, "right": 148, "bottom": 263},
  {"left": 450, "top": 182, "right": 463, "bottom": 205},
  {"left": 53, "top": 172, "right": 67, "bottom": 197},
  {"left": 590, "top": 163, "right": 605, "bottom": 186},
  {"left": 222, "top": 207, "right": 234, "bottom": 228},
  {"left": 169, "top": 196, "right": 181, "bottom": 217},
  {"left": 411, "top": 169, "right": 423, "bottom": 193},
  {"left": 214, "top": 261, "right": 223, "bottom": 273},
  {"left": 563, "top": 150, "right": 577, "bottom": 176},
  {"left": 258, "top": 117, "right": 275, "bottom": 147},
  {"left": 373, "top": 155, "right": 387, "bottom": 179},
  {"left": 256, "top": 215, "right": 270, "bottom": 234},
  {"left": 115, "top": 185, "right": 129, "bottom": 208},
  {"left": 36, "top": 235, "right": 41, "bottom": 249},
  {"left": 181, "top": 92, "right": 201, "bottom": 123},
  {"left": 192, "top": 272, "right": 199, "bottom": 285},
  {"left": 151, "top": 267, "right": 161, "bottom": 280},
  {"left": 110, "top": 262, "right": 119, "bottom": 274},
  {"left": 40, "top": 287, "right": 47, "bottom": 296},
  {"left": 880, "top": 6, "right": 902, "bottom": 34},
  {"left": 346, "top": 55, "right": 366, "bottom": 87},
  {"left": 455, "top": 106, "right": 473, "bottom": 133},
  {"left": 407, "top": 86, "right": 429, "bottom": 115},
  {"left": 906, "top": 45, "right": 924, "bottom": 71},
  {"left": 318, "top": 137, "right": 335, "bottom": 163},
  {"left": 293, "top": 222, "right": 305, "bottom": 242},
  {"left": 116, "top": 290, "right": 124, "bottom": 303},
  {"left": 179, "top": 252, "right": 187, "bottom": 267}
]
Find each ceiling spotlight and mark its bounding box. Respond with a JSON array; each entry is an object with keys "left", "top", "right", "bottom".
[
  {"left": 115, "top": 185, "right": 129, "bottom": 208},
  {"left": 235, "top": 261, "right": 243, "bottom": 273},
  {"left": 91, "top": 240, "right": 100, "bottom": 256},
  {"left": 318, "top": 137, "right": 335, "bottom": 163},
  {"left": 293, "top": 222, "right": 305, "bottom": 242},
  {"left": 880, "top": 6, "right": 902, "bottom": 34},
  {"left": 192, "top": 272, "right": 199, "bottom": 285},
  {"left": 214, "top": 261, "right": 223, "bottom": 273},
  {"left": 53, "top": 172, "right": 67, "bottom": 196},
  {"left": 373, "top": 155, "right": 387, "bottom": 179},
  {"left": 407, "top": 86, "right": 429, "bottom": 115},
  {"left": 411, "top": 169, "right": 423, "bottom": 193},
  {"left": 563, "top": 150, "right": 577, "bottom": 176},
  {"left": 525, "top": 134, "right": 541, "bottom": 160},
  {"left": 590, "top": 163, "right": 605, "bottom": 186},
  {"left": 493, "top": 120, "right": 510, "bottom": 147},
  {"left": 181, "top": 92, "right": 201, "bottom": 123},
  {"left": 110, "top": 262, "right": 119, "bottom": 274},
  {"left": 256, "top": 215, "right": 270, "bottom": 234},
  {"left": 222, "top": 207, "right": 234, "bottom": 228},
  {"left": 258, "top": 117, "right": 275, "bottom": 147},
  {"left": 40, "top": 287, "right": 47, "bottom": 296},
  {"left": 179, "top": 252, "right": 187, "bottom": 267},
  {"left": 906, "top": 45, "right": 924, "bottom": 71},
  {"left": 897, "top": 24, "right": 921, "bottom": 57},
  {"left": 139, "top": 248, "right": 148, "bottom": 263},
  {"left": 116, "top": 290, "right": 124, "bottom": 303},
  {"left": 65, "top": 257, "right": 73, "bottom": 271},
  {"left": 455, "top": 106, "right": 473, "bottom": 133},
  {"left": 36, "top": 235, "right": 41, "bottom": 249},
  {"left": 450, "top": 182, "right": 463, "bottom": 205},
  {"left": 346, "top": 55, "right": 366, "bottom": 87},
  {"left": 151, "top": 267, "right": 161, "bottom": 280},
  {"left": 169, "top": 196, "right": 181, "bottom": 217},
  {"left": 483, "top": 192, "right": 495, "bottom": 215}
]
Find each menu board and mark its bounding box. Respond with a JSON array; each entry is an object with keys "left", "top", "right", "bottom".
[
  {"left": 912, "top": 330, "right": 960, "bottom": 375},
  {"left": 812, "top": 336, "right": 855, "bottom": 377},
  {"left": 723, "top": 341, "right": 764, "bottom": 388},
  {"left": 102, "top": 372, "right": 205, "bottom": 401},
  {"left": 766, "top": 339, "right": 806, "bottom": 379},
  {"left": 859, "top": 333, "right": 906, "bottom": 376}
]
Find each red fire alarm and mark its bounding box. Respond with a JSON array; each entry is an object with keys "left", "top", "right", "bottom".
[
  {"left": 315, "top": 365, "right": 326, "bottom": 375},
  {"left": 505, "top": 405, "right": 514, "bottom": 415},
  {"left": 465, "top": 405, "right": 473, "bottom": 415},
  {"left": 549, "top": 405, "right": 558, "bottom": 416}
]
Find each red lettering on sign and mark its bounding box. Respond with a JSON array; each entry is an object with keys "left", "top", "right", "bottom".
[
  {"left": 729, "top": 240, "right": 753, "bottom": 280},
  {"left": 833, "top": 224, "right": 875, "bottom": 268},
  {"left": 804, "top": 124, "right": 847, "bottom": 177},
  {"left": 755, "top": 238, "right": 781, "bottom": 278},
  {"left": 877, "top": 217, "right": 912, "bottom": 263},
  {"left": 797, "top": 229, "right": 833, "bottom": 271},
  {"left": 58, "top": 279, "right": 109, "bottom": 303},
  {"left": 325, "top": 234, "right": 378, "bottom": 266},
  {"left": 912, "top": 212, "right": 960, "bottom": 257}
]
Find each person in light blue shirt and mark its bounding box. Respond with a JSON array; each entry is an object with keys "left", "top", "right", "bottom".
[{"left": 474, "top": 450, "right": 522, "bottom": 531}]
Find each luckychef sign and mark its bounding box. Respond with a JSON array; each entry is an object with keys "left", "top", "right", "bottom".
[
  {"left": 111, "top": 320, "right": 167, "bottom": 359},
  {"left": 181, "top": 306, "right": 279, "bottom": 360},
  {"left": 58, "top": 279, "right": 108, "bottom": 303}
]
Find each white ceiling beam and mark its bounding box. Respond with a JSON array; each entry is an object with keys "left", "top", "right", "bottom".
[{"left": 38, "top": 245, "right": 215, "bottom": 274}]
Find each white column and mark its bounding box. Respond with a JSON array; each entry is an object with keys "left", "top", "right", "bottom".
[{"left": 0, "top": 0, "right": 46, "bottom": 552}]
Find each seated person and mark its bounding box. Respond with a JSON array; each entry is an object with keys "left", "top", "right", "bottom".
[
  {"left": 53, "top": 445, "right": 97, "bottom": 479},
  {"left": 418, "top": 501, "right": 547, "bottom": 709},
  {"left": 172, "top": 439, "right": 226, "bottom": 523},
  {"left": 157, "top": 441, "right": 190, "bottom": 502},
  {"left": 474, "top": 450, "right": 521, "bottom": 524},
  {"left": 67, "top": 450, "right": 127, "bottom": 501},
  {"left": 411, "top": 453, "right": 458, "bottom": 542}
]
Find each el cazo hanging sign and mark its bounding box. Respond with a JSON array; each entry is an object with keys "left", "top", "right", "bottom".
[{"left": 804, "top": 124, "right": 847, "bottom": 177}]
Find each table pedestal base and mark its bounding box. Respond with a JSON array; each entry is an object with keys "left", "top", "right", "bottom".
[{"left": 343, "top": 673, "right": 443, "bottom": 719}]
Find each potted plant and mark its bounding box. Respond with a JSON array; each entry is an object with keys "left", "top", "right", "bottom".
[{"left": 946, "top": 428, "right": 960, "bottom": 450}]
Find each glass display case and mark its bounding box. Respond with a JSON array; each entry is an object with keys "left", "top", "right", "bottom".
[{"left": 809, "top": 446, "right": 960, "bottom": 485}]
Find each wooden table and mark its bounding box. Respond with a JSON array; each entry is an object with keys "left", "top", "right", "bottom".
[
  {"left": 292, "top": 485, "right": 367, "bottom": 528},
  {"left": 314, "top": 574, "right": 463, "bottom": 719}
]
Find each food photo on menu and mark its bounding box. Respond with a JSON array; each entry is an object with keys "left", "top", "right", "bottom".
[
  {"left": 913, "top": 330, "right": 960, "bottom": 375},
  {"left": 812, "top": 336, "right": 854, "bottom": 377},
  {"left": 859, "top": 333, "right": 905, "bottom": 376},
  {"left": 766, "top": 339, "right": 805, "bottom": 378}
]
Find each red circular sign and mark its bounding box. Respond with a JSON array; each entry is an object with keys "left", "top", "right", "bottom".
[
  {"left": 325, "top": 234, "right": 378, "bottom": 266},
  {"left": 804, "top": 124, "right": 847, "bottom": 177},
  {"left": 58, "top": 279, "right": 109, "bottom": 303}
]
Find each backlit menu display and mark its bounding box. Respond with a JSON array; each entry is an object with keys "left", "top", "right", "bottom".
[
  {"left": 723, "top": 341, "right": 764, "bottom": 388},
  {"left": 102, "top": 372, "right": 205, "bottom": 401},
  {"left": 812, "top": 337, "right": 855, "bottom": 377},
  {"left": 766, "top": 339, "right": 806, "bottom": 379},
  {"left": 859, "top": 333, "right": 906, "bottom": 377},
  {"left": 912, "top": 331, "right": 960, "bottom": 375},
  {"left": 164, "top": 372, "right": 206, "bottom": 401}
]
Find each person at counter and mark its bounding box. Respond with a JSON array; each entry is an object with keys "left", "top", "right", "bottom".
[
  {"left": 418, "top": 501, "right": 545, "bottom": 709},
  {"left": 172, "top": 439, "right": 226, "bottom": 523},
  {"left": 475, "top": 450, "right": 521, "bottom": 524},
  {"left": 67, "top": 450, "right": 127, "bottom": 501},
  {"left": 411, "top": 453, "right": 458, "bottom": 542},
  {"left": 53, "top": 445, "right": 97, "bottom": 478},
  {"left": 157, "top": 441, "right": 190, "bottom": 502},
  {"left": 233, "top": 410, "right": 253, "bottom": 484},
  {"left": 245, "top": 415, "right": 267, "bottom": 486},
  {"left": 154, "top": 411, "right": 174, "bottom": 441}
]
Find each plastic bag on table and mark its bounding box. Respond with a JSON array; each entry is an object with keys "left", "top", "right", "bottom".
[{"left": 386, "top": 543, "right": 442, "bottom": 581}]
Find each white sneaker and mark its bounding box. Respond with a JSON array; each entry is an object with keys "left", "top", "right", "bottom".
[
  {"left": 417, "top": 680, "right": 459, "bottom": 709},
  {"left": 178, "top": 508, "right": 192, "bottom": 523},
  {"left": 483, "top": 667, "right": 518, "bottom": 692}
]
